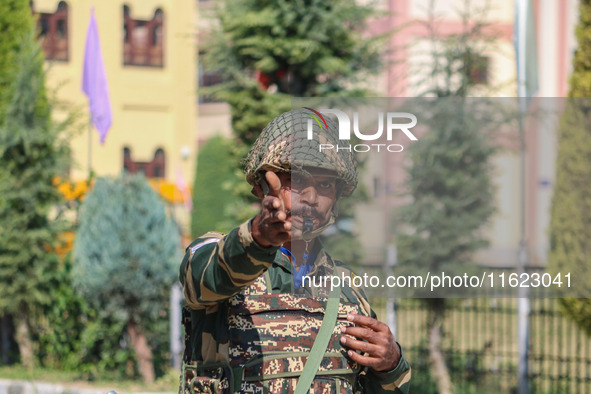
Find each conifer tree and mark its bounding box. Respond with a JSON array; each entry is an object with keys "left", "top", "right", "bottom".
[
  {"left": 0, "top": 0, "right": 34, "bottom": 127},
  {"left": 396, "top": 3, "right": 498, "bottom": 392},
  {"left": 203, "top": 0, "right": 383, "bottom": 145},
  {"left": 72, "top": 174, "right": 180, "bottom": 382},
  {"left": 0, "top": 29, "right": 69, "bottom": 367},
  {"left": 548, "top": 0, "right": 591, "bottom": 335},
  {"left": 198, "top": 0, "right": 382, "bottom": 256}
]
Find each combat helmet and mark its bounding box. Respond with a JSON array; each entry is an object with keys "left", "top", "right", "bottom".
[{"left": 243, "top": 108, "right": 358, "bottom": 197}]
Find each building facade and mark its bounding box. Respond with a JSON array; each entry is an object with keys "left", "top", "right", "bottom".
[
  {"left": 359, "top": 0, "right": 578, "bottom": 268},
  {"left": 33, "top": 0, "right": 197, "bottom": 194}
]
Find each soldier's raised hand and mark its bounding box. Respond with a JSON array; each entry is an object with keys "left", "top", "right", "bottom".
[{"left": 251, "top": 171, "right": 292, "bottom": 247}]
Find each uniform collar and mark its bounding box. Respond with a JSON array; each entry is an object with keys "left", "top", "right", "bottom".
[{"left": 274, "top": 239, "right": 333, "bottom": 275}]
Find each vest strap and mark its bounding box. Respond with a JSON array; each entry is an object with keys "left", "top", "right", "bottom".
[{"left": 294, "top": 284, "right": 341, "bottom": 394}]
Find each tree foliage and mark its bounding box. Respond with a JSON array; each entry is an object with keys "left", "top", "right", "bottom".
[
  {"left": 569, "top": 0, "right": 591, "bottom": 97},
  {"left": 203, "top": 0, "right": 384, "bottom": 145},
  {"left": 0, "top": 28, "right": 70, "bottom": 367},
  {"left": 0, "top": 0, "right": 35, "bottom": 127},
  {"left": 397, "top": 100, "right": 497, "bottom": 275},
  {"left": 72, "top": 173, "right": 180, "bottom": 381},
  {"left": 548, "top": 0, "right": 591, "bottom": 336}
]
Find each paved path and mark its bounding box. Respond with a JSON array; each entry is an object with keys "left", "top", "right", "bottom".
[{"left": 0, "top": 379, "right": 174, "bottom": 394}]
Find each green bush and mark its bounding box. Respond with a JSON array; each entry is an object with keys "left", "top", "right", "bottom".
[{"left": 191, "top": 136, "right": 244, "bottom": 237}]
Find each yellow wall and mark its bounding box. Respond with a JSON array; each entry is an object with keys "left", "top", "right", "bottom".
[{"left": 35, "top": 0, "right": 197, "bottom": 186}]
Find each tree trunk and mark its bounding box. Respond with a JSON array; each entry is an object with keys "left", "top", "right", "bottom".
[
  {"left": 1, "top": 315, "right": 12, "bottom": 364},
  {"left": 428, "top": 300, "right": 452, "bottom": 394},
  {"left": 14, "top": 311, "right": 34, "bottom": 368},
  {"left": 127, "top": 320, "right": 155, "bottom": 383}
]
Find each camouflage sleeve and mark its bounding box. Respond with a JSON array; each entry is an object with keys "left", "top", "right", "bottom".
[
  {"left": 361, "top": 346, "right": 412, "bottom": 393},
  {"left": 179, "top": 219, "right": 279, "bottom": 310},
  {"left": 333, "top": 262, "right": 412, "bottom": 393}
]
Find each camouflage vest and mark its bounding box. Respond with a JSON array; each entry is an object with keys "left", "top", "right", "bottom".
[{"left": 181, "top": 271, "right": 363, "bottom": 393}]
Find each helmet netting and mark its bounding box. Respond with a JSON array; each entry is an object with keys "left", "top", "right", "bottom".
[{"left": 243, "top": 109, "right": 358, "bottom": 197}]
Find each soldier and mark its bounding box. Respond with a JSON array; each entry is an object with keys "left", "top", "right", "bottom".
[{"left": 180, "top": 109, "right": 411, "bottom": 393}]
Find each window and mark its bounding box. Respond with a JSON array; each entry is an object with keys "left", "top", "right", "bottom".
[
  {"left": 34, "top": 1, "right": 69, "bottom": 61},
  {"left": 465, "top": 54, "right": 490, "bottom": 85},
  {"left": 198, "top": 51, "right": 224, "bottom": 103},
  {"left": 123, "top": 6, "right": 164, "bottom": 67},
  {"left": 123, "top": 148, "right": 166, "bottom": 178},
  {"left": 198, "top": 65, "right": 224, "bottom": 103}
]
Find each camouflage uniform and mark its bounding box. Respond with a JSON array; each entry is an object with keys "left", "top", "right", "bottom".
[
  {"left": 179, "top": 110, "right": 411, "bottom": 393},
  {"left": 179, "top": 222, "right": 411, "bottom": 393}
]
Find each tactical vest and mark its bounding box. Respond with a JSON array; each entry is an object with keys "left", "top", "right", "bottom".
[{"left": 181, "top": 272, "right": 363, "bottom": 393}]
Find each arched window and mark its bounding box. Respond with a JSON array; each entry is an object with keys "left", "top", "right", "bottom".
[
  {"left": 198, "top": 50, "right": 224, "bottom": 104},
  {"left": 34, "top": 1, "right": 69, "bottom": 61},
  {"left": 123, "top": 147, "right": 166, "bottom": 178},
  {"left": 152, "top": 148, "right": 165, "bottom": 178},
  {"left": 123, "top": 6, "right": 164, "bottom": 67}
]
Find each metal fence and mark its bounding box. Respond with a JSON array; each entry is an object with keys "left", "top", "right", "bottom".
[{"left": 381, "top": 297, "right": 591, "bottom": 393}]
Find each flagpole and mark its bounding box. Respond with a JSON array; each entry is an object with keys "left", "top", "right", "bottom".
[
  {"left": 515, "top": 1, "right": 530, "bottom": 393},
  {"left": 88, "top": 118, "right": 92, "bottom": 176}
]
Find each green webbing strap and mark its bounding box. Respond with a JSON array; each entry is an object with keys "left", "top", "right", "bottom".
[
  {"left": 264, "top": 270, "right": 272, "bottom": 294},
  {"left": 294, "top": 285, "right": 341, "bottom": 394}
]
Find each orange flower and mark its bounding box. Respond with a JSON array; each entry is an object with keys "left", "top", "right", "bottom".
[
  {"left": 148, "top": 178, "right": 185, "bottom": 204},
  {"left": 54, "top": 231, "right": 75, "bottom": 256},
  {"left": 56, "top": 177, "right": 188, "bottom": 204},
  {"left": 55, "top": 178, "right": 93, "bottom": 201}
]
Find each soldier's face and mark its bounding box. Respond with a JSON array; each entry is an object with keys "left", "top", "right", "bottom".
[{"left": 276, "top": 170, "right": 338, "bottom": 240}]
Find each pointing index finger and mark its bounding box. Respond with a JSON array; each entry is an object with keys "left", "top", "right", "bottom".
[
  {"left": 265, "top": 171, "right": 281, "bottom": 195},
  {"left": 264, "top": 171, "right": 285, "bottom": 209}
]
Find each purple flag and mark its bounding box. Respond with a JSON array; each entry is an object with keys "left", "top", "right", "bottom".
[{"left": 82, "top": 8, "right": 112, "bottom": 144}]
